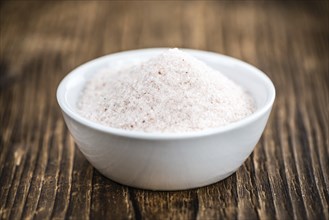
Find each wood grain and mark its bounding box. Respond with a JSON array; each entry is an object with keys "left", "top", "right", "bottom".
[{"left": 0, "top": 1, "right": 328, "bottom": 219}]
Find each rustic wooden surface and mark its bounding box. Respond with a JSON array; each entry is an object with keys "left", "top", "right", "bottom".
[{"left": 0, "top": 1, "right": 328, "bottom": 219}]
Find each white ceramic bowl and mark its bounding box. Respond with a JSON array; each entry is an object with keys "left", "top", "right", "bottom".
[{"left": 57, "top": 48, "right": 275, "bottom": 191}]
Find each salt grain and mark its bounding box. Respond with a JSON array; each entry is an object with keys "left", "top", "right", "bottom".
[{"left": 78, "top": 48, "right": 255, "bottom": 132}]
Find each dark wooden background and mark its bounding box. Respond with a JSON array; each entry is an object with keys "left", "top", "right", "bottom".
[{"left": 0, "top": 1, "right": 328, "bottom": 219}]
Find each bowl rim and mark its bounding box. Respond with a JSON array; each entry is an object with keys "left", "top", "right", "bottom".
[{"left": 57, "top": 48, "right": 276, "bottom": 140}]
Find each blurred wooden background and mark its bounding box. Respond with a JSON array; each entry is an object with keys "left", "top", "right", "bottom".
[{"left": 0, "top": 1, "right": 328, "bottom": 219}]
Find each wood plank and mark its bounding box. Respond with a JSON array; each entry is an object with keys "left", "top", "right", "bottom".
[
  {"left": 64, "top": 147, "right": 93, "bottom": 220},
  {"left": 128, "top": 189, "right": 198, "bottom": 219},
  {"left": 0, "top": 1, "right": 328, "bottom": 219},
  {"left": 90, "top": 172, "right": 134, "bottom": 219}
]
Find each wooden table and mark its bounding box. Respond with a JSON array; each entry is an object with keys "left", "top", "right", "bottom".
[{"left": 1, "top": 1, "right": 328, "bottom": 219}]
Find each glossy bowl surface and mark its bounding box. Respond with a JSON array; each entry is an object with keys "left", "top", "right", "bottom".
[{"left": 57, "top": 48, "right": 275, "bottom": 190}]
